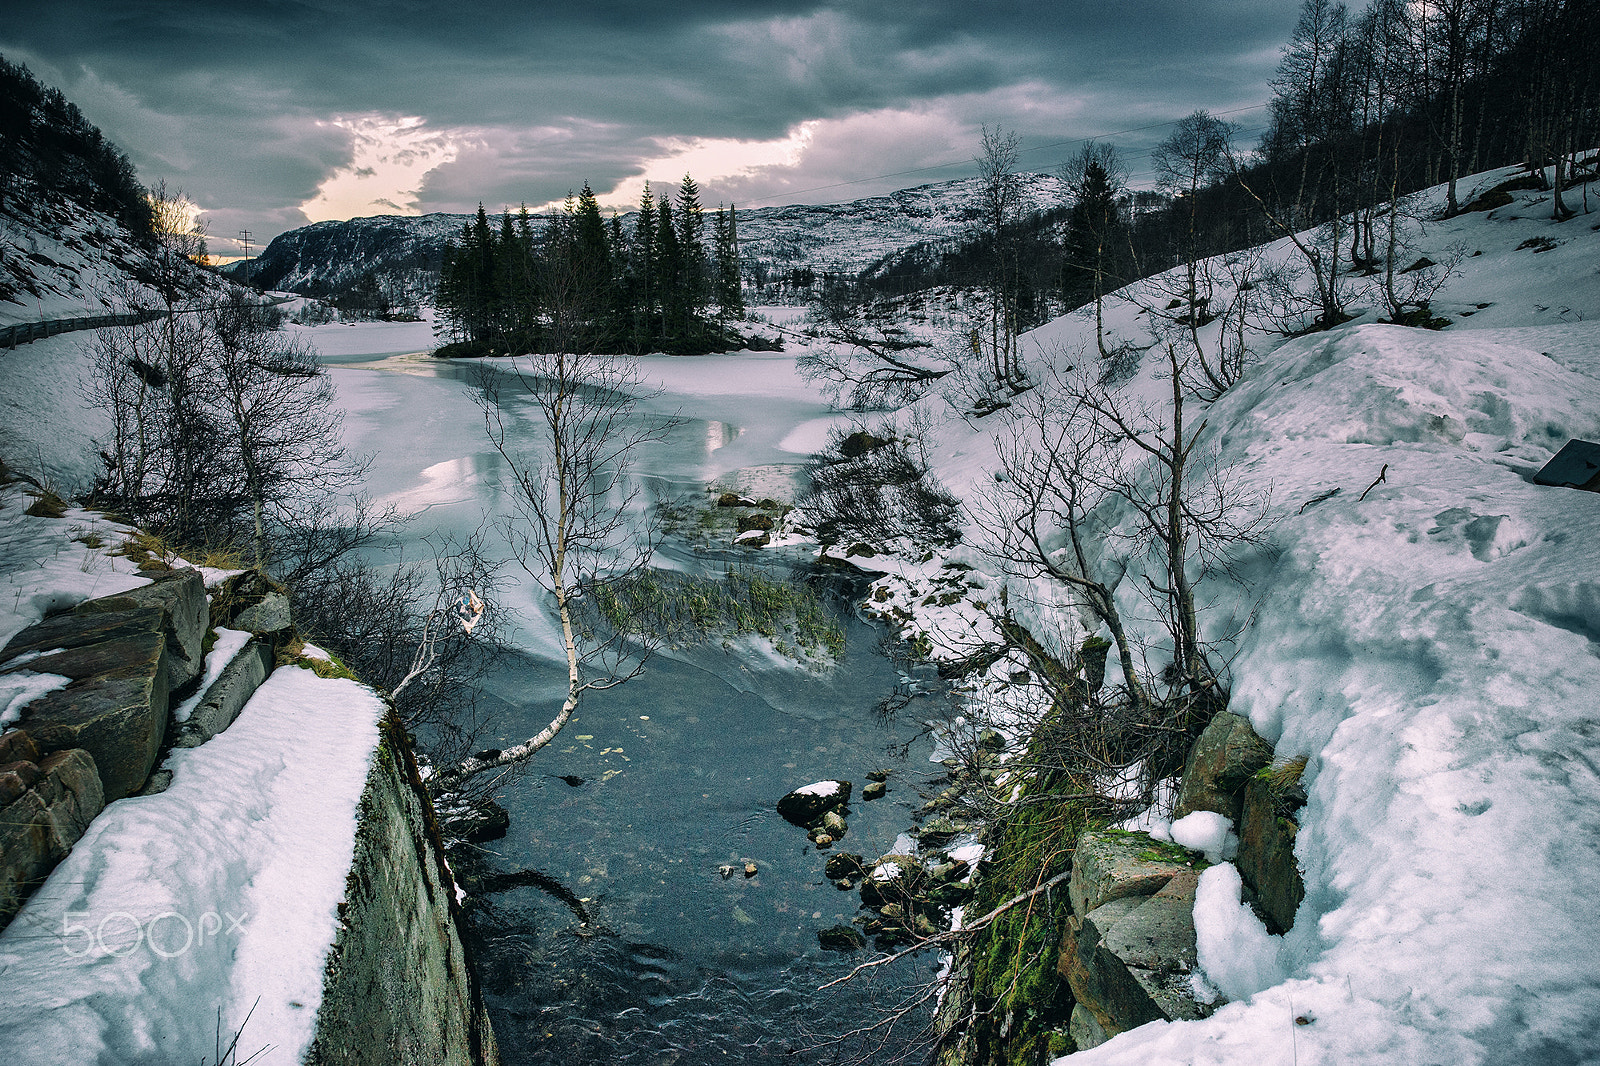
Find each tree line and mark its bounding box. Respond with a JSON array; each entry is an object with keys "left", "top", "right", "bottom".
[
  {"left": 435, "top": 174, "right": 748, "bottom": 356},
  {"left": 849, "top": 0, "right": 1596, "bottom": 350},
  {"left": 0, "top": 54, "right": 154, "bottom": 236}
]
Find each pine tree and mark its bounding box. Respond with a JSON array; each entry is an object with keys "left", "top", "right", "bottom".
[
  {"left": 713, "top": 204, "right": 744, "bottom": 327},
  {"left": 631, "top": 183, "right": 659, "bottom": 350},
  {"left": 676, "top": 174, "right": 707, "bottom": 339},
  {"left": 656, "top": 199, "right": 682, "bottom": 348}
]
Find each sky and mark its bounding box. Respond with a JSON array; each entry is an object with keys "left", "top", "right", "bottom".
[{"left": 2, "top": 1, "right": 1300, "bottom": 256}]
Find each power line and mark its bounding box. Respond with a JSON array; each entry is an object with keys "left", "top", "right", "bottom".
[{"left": 739, "top": 103, "right": 1271, "bottom": 207}]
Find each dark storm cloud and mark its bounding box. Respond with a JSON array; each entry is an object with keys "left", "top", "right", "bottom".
[{"left": 0, "top": 0, "right": 1297, "bottom": 249}]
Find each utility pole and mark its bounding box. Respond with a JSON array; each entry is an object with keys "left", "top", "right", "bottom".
[{"left": 238, "top": 229, "right": 253, "bottom": 283}]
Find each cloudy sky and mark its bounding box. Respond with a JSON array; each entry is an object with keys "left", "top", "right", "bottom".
[{"left": 3, "top": 1, "right": 1298, "bottom": 255}]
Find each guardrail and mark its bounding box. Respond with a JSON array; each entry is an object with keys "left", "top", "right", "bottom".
[{"left": 0, "top": 309, "right": 165, "bottom": 350}]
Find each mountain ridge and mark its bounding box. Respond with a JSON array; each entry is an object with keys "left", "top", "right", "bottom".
[{"left": 236, "top": 173, "right": 1071, "bottom": 299}]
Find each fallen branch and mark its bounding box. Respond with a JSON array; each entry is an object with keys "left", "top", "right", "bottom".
[
  {"left": 820, "top": 867, "right": 1072, "bottom": 990},
  {"left": 1358, "top": 463, "right": 1389, "bottom": 502}
]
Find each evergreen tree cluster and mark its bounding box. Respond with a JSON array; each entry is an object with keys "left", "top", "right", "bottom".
[
  {"left": 0, "top": 54, "right": 153, "bottom": 236},
  {"left": 436, "top": 174, "right": 747, "bottom": 356}
]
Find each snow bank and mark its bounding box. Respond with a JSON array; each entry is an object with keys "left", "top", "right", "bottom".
[
  {"left": 853, "top": 164, "right": 1600, "bottom": 1065},
  {"left": 0, "top": 666, "right": 385, "bottom": 1065},
  {"left": 1194, "top": 863, "right": 1287, "bottom": 1003}
]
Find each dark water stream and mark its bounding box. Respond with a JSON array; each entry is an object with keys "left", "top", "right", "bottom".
[{"left": 322, "top": 346, "right": 947, "bottom": 1065}]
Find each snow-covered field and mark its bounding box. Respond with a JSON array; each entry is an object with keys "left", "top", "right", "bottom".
[{"left": 844, "top": 164, "right": 1600, "bottom": 1065}]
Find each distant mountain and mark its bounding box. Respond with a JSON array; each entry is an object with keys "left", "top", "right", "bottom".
[{"left": 235, "top": 174, "right": 1071, "bottom": 300}]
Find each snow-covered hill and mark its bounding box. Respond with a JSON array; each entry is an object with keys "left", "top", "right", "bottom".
[
  {"left": 845, "top": 161, "right": 1600, "bottom": 1065},
  {"left": 238, "top": 173, "right": 1069, "bottom": 297}
]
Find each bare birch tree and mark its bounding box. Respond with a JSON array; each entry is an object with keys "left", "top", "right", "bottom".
[{"left": 428, "top": 349, "right": 676, "bottom": 796}]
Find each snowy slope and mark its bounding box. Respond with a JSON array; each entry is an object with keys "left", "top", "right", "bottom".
[{"left": 850, "top": 163, "right": 1600, "bottom": 1065}]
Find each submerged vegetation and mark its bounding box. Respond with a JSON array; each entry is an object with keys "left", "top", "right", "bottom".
[{"left": 589, "top": 565, "right": 846, "bottom": 662}]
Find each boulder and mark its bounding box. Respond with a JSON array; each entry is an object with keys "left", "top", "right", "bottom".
[
  {"left": 0, "top": 729, "right": 41, "bottom": 767},
  {"left": 821, "top": 810, "right": 849, "bottom": 838},
  {"left": 860, "top": 854, "right": 926, "bottom": 908},
  {"left": 819, "top": 924, "right": 866, "bottom": 952},
  {"left": 72, "top": 568, "right": 206, "bottom": 689},
  {"left": 838, "top": 431, "right": 892, "bottom": 459},
  {"left": 1059, "top": 874, "right": 1207, "bottom": 1039},
  {"left": 12, "top": 631, "right": 170, "bottom": 801},
  {"left": 777, "top": 780, "right": 852, "bottom": 827},
  {"left": 171, "top": 640, "right": 274, "bottom": 747},
  {"left": 1172, "top": 711, "right": 1273, "bottom": 823},
  {"left": 733, "top": 529, "right": 770, "bottom": 548},
  {"left": 736, "top": 514, "right": 775, "bottom": 533},
  {"left": 232, "top": 591, "right": 292, "bottom": 635},
  {"left": 1069, "top": 830, "right": 1201, "bottom": 917},
  {"left": 0, "top": 748, "right": 104, "bottom": 927},
  {"left": 862, "top": 780, "right": 887, "bottom": 801},
  {"left": 1236, "top": 776, "right": 1305, "bottom": 934}
]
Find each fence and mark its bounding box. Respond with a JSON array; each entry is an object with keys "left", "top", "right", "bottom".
[{"left": 0, "top": 309, "right": 165, "bottom": 350}]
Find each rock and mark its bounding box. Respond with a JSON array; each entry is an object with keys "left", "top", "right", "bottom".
[
  {"left": 860, "top": 854, "right": 926, "bottom": 907},
  {"left": 812, "top": 833, "right": 834, "bottom": 848},
  {"left": 819, "top": 925, "right": 866, "bottom": 952},
  {"left": 733, "top": 529, "right": 770, "bottom": 548},
  {"left": 1236, "top": 776, "right": 1304, "bottom": 934},
  {"left": 73, "top": 568, "right": 207, "bottom": 690},
  {"left": 838, "top": 431, "right": 892, "bottom": 459},
  {"left": 821, "top": 810, "right": 848, "bottom": 838},
  {"left": 879, "top": 903, "right": 905, "bottom": 920},
  {"left": 1172, "top": 711, "right": 1272, "bottom": 823},
  {"left": 1069, "top": 1003, "right": 1110, "bottom": 1052},
  {"left": 716, "top": 492, "right": 758, "bottom": 507},
  {"left": 736, "top": 514, "right": 774, "bottom": 533},
  {"left": 719, "top": 864, "right": 736, "bottom": 879},
  {"left": 136, "top": 768, "right": 173, "bottom": 796},
  {"left": 744, "top": 862, "right": 758, "bottom": 878},
  {"left": 824, "top": 852, "right": 865, "bottom": 881},
  {"left": 1069, "top": 829, "right": 1200, "bottom": 917},
  {"left": 1059, "top": 872, "right": 1208, "bottom": 1041},
  {"left": 171, "top": 640, "right": 274, "bottom": 747},
  {"left": 865, "top": 769, "right": 889, "bottom": 783},
  {"left": 976, "top": 728, "right": 1006, "bottom": 752},
  {"left": 0, "top": 760, "right": 43, "bottom": 806},
  {"left": 777, "top": 780, "right": 852, "bottom": 827},
  {"left": 232, "top": 591, "right": 293, "bottom": 635},
  {"left": 913, "top": 914, "right": 938, "bottom": 938},
  {"left": 862, "top": 780, "right": 887, "bottom": 801},
  {"left": 1, "top": 606, "right": 164, "bottom": 660},
  {"left": 917, "top": 815, "right": 960, "bottom": 847},
  {"left": 0, "top": 748, "right": 104, "bottom": 926},
  {"left": 0, "top": 729, "right": 41, "bottom": 766},
  {"left": 16, "top": 630, "right": 170, "bottom": 801}
]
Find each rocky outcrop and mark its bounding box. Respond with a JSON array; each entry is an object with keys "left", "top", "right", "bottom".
[
  {"left": 73, "top": 568, "right": 207, "bottom": 689},
  {"left": 1237, "top": 776, "right": 1305, "bottom": 934},
  {"left": 308, "top": 715, "right": 500, "bottom": 1066},
  {"left": 1058, "top": 833, "right": 1211, "bottom": 1049},
  {"left": 6, "top": 610, "right": 171, "bottom": 801}
]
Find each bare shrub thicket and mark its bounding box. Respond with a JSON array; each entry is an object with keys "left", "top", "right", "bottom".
[
  {"left": 979, "top": 344, "right": 1273, "bottom": 807},
  {"left": 798, "top": 414, "right": 963, "bottom": 549}
]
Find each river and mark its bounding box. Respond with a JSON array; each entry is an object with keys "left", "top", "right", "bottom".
[{"left": 312, "top": 325, "right": 946, "bottom": 1065}]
